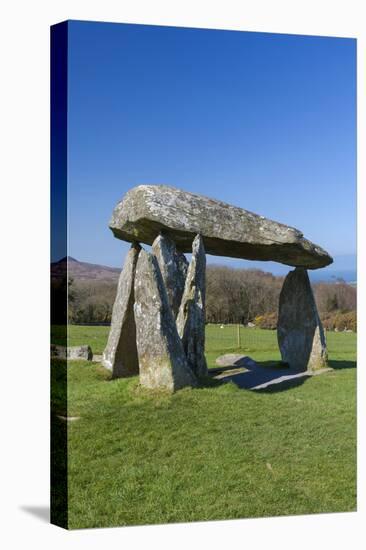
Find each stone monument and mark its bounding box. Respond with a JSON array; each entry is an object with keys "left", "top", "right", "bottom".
[{"left": 103, "top": 184, "right": 332, "bottom": 391}]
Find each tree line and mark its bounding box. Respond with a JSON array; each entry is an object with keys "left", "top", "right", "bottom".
[
  {"left": 205, "top": 266, "right": 356, "bottom": 331},
  {"left": 52, "top": 265, "right": 356, "bottom": 330}
]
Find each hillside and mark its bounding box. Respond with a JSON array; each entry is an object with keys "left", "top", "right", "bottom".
[{"left": 51, "top": 256, "right": 120, "bottom": 282}]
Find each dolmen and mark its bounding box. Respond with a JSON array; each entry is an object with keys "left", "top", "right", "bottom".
[{"left": 103, "top": 185, "right": 333, "bottom": 391}]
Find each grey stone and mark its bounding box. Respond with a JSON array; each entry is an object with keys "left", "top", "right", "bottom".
[
  {"left": 51, "top": 344, "right": 93, "bottom": 361},
  {"left": 152, "top": 233, "right": 188, "bottom": 318},
  {"left": 215, "top": 354, "right": 257, "bottom": 368},
  {"left": 134, "top": 249, "right": 197, "bottom": 392},
  {"left": 277, "top": 267, "right": 328, "bottom": 372},
  {"left": 109, "top": 185, "right": 333, "bottom": 269},
  {"left": 102, "top": 243, "right": 141, "bottom": 377},
  {"left": 176, "top": 235, "right": 208, "bottom": 377},
  {"left": 213, "top": 367, "right": 248, "bottom": 379}
]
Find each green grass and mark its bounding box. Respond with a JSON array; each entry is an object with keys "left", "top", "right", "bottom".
[
  {"left": 52, "top": 324, "right": 110, "bottom": 355},
  {"left": 52, "top": 324, "right": 357, "bottom": 529},
  {"left": 52, "top": 323, "right": 357, "bottom": 367}
]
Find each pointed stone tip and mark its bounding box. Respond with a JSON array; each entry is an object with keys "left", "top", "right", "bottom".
[
  {"left": 151, "top": 232, "right": 164, "bottom": 250},
  {"left": 137, "top": 247, "right": 149, "bottom": 261},
  {"left": 192, "top": 233, "right": 205, "bottom": 253}
]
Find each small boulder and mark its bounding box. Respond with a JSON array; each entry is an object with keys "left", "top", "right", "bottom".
[
  {"left": 215, "top": 354, "right": 257, "bottom": 368},
  {"left": 51, "top": 344, "right": 93, "bottom": 361}
]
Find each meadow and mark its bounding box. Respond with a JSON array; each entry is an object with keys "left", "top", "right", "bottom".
[{"left": 51, "top": 324, "right": 356, "bottom": 529}]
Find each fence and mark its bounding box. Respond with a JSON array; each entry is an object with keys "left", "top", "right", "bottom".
[
  {"left": 68, "top": 322, "right": 355, "bottom": 357},
  {"left": 204, "top": 324, "right": 356, "bottom": 356},
  {"left": 205, "top": 323, "right": 278, "bottom": 352}
]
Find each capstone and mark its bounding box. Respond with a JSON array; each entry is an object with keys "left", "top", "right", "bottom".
[{"left": 109, "top": 185, "right": 333, "bottom": 269}]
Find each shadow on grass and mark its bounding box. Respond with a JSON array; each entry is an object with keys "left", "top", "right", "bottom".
[
  {"left": 207, "top": 358, "right": 356, "bottom": 394},
  {"left": 207, "top": 360, "right": 307, "bottom": 392},
  {"left": 328, "top": 360, "right": 356, "bottom": 370},
  {"left": 198, "top": 375, "right": 226, "bottom": 388}
]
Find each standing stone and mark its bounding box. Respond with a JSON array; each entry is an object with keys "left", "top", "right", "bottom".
[
  {"left": 277, "top": 267, "right": 328, "bottom": 371},
  {"left": 152, "top": 233, "right": 188, "bottom": 318},
  {"left": 176, "top": 234, "right": 208, "bottom": 377},
  {"left": 102, "top": 243, "right": 141, "bottom": 377},
  {"left": 134, "top": 249, "right": 197, "bottom": 392}
]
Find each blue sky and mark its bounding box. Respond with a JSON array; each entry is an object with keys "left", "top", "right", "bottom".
[{"left": 66, "top": 21, "right": 356, "bottom": 278}]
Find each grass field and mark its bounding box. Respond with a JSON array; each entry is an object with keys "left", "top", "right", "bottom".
[
  {"left": 52, "top": 323, "right": 356, "bottom": 367},
  {"left": 51, "top": 324, "right": 356, "bottom": 529}
]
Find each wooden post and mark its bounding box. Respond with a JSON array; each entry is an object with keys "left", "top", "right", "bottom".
[{"left": 237, "top": 323, "right": 241, "bottom": 349}]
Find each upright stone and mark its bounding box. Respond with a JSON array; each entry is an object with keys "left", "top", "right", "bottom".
[
  {"left": 277, "top": 267, "right": 328, "bottom": 371},
  {"left": 176, "top": 234, "right": 208, "bottom": 377},
  {"left": 152, "top": 233, "right": 188, "bottom": 318},
  {"left": 102, "top": 243, "right": 141, "bottom": 377},
  {"left": 134, "top": 249, "right": 197, "bottom": 392}
]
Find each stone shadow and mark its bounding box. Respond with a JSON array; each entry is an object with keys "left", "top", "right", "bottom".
[
  {"left": 328, "top": 359, "right": 356, "bottom": 370},
  {"left": 208, "top": 357, "right": 351, "bottom": 393}
]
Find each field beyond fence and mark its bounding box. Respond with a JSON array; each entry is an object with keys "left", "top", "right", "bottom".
[{"left": 51, "top": 323, "right": 356, "bottom": 369}]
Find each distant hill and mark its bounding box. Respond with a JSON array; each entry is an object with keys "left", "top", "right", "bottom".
[
  {"left": 51, "top": 256, "right": 357, "bottom": 285},
  {"left": 51, "top": 256, "right": 120, "bottom": 282}
]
